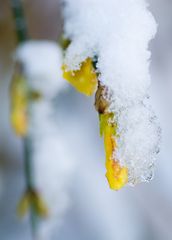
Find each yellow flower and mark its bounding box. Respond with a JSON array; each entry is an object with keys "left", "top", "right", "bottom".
[
  {"left": 63, "top": 53, "right": 127, "bottom": 189},
  {"left": 62, "top": 58, "right": 98, "bottom": 96},
  {"left": 10, "top": 75, "right": 28, "bottom": 136},
  {"left": 17, "top": 189, "right": 48, "bottom": 218},
  {"left": 100, "top": 113, "right": 128, "bottom": 190}
]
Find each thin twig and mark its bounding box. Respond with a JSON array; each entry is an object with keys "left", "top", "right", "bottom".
[
  {"left": 10, "top": 0, "right": 28, "bottom": 43},
  {"left": 10, "top": 0, "right": 37, "bottom": 238},
  {"left": 23, "top": 138, "right": 37, "bottom": 237}
]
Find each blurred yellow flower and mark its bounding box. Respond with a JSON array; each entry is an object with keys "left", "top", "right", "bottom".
[
  {"left": 10, "top": 75, "right": 28, "bottom": 136},
  {"left": 100, "top": 113, "right": 128, "bottom": 190},
  {"left": 17, "top": 189, "right": 48, "bottom": 218},
  {"left": 62, "top": 58, "right": 98, "bottom": 96}
]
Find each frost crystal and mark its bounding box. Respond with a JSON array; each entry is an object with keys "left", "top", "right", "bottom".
[
  {"left": 62, "top": 0, "right": 160, "bottom": 186},
  {"left": 115, "top": 103, "right": 160, "bottom": 185}
]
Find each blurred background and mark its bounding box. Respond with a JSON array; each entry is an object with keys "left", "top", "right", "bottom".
[{"left": 0, "top": 0, "right": 172, "bottom": 239}]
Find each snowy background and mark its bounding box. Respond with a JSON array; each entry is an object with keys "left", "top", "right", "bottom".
[{"left": 0, "top": 0, "right": 172, "bottom": 239}]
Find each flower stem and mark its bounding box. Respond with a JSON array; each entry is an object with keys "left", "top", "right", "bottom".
[
  {"left": 10, "top": 0, "right": 28, "bottom": 43},
  {"left": 23, "top": 138, "right": 37, "bottom": 238},
  {"left": 10, "top": 0, "right": 37, "bottom": 237}
]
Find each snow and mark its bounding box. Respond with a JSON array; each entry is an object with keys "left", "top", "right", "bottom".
[
  {"left": 63, "top": 0, "right": 157, "bottom": 107},
  {"left": 30, "top": 99, "right": 73, "bottom": 240},
  {"left": 116, "top": 103, "right": 161, "bottom": 185},
  {"left": 62, "top": 0, "right": 161, "bottom": 185},
  {"left": 15, "top": 40, "right": 72, "bottom": 239},
  {"left": 15, "top": 40, "right": 65, "bottom": 98}
]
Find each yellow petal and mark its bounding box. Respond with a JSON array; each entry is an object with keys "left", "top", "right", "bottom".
[
  {"left": 102, "top": 114, "right": 128, "bottom": 190},
  {"left": 99, "top": 113, "right": 115, "bottom": 137},
  {"left": 10, "top": 75, "right": 28, "bottom": 136},
  {"left": 105, "top": 159, "right": 128, "bottom": 190},
  {"left": 62, "top": 58, "right": 98, "bottom": 96},
  {"left": 17, "top": 189, "right": 48, "bottom": 218},
  {"left": 31, "top": 191, "right": 48, "bottom": 218},
  {"left": 11, "top": 109, "right": 28, "bottom": 136},
  {"left": 17, "top": 192, "right": 30, "bottom": 217},
  {"left": 104, "top": 122, "right": 115, "bottom": 160}
]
